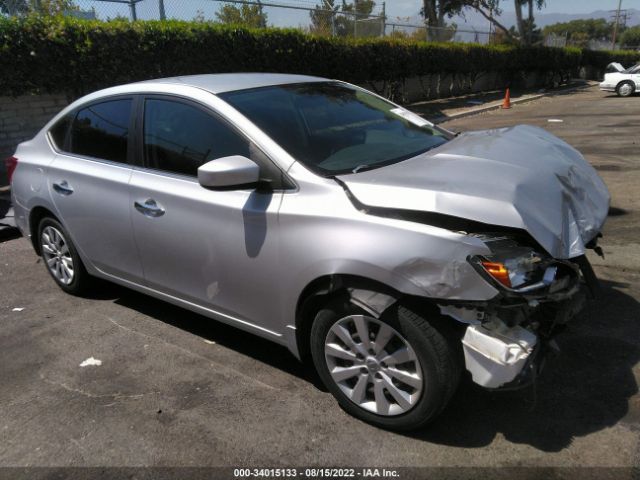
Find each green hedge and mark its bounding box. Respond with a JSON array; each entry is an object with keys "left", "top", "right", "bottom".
[
  {"left": 580, "top": 48, "right": 640, "bottom": 70},
  {"left": 1, "top": 15, "right": 639, "bottom": 98}
]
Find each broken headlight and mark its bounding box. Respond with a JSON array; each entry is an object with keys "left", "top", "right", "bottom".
[{"left": 471, "top": 235, "right": 557, "bottom": 291}]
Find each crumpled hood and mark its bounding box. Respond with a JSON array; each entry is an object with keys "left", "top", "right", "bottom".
[{"left": 337, "top": 125, "right": 610, "bottom": 259}]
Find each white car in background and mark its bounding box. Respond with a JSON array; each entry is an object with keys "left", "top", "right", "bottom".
[{"left": 600, "top": 62, "right": 640, "bottom": 97}]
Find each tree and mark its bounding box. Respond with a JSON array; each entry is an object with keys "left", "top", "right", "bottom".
[
  {"left": 342, "top": 0, "right": 379, "bottom": 37},
  {"left": 1, "top": 0, "right": 76, "bottom": 15},
  {"left": 309, "top": 0, "right": 340, "bottom": 36},
  {"left": 509, "top": 0, "right": 545, "bottom": 44},
  {"left": 419, "top": 0, "right": 466, "bottom": 41},
  {"left": 37, "top": 0, "right": 77, "bottom": 16},
  {"left": 309, "top": 0, "right": 378, "bottom": 37},
  {"left": 514, "top": 0, "right": 524, "bottom": 40},
  {"left": 619, "top": 26, "right": 640, "bottom": 50},
  {"left": 520, "top": 16, "right": 542, "bottom": 45},
  {"left": 460, "top": 0, "right": 543, "bottom": 44},
  {"left": 460, "top": 1, "right": 515, "bottom": 41},
  {"left": 515, "top": 0, "right": 544, "bottom": 44},
  {"left": 215, "top": 2, "right": 267, "bottom": 28},
  {"left": 0, "top": 0, "right": 28, "bottom": 15},
  {"left": 543, "top": 19, "right": 615, "bottom": 48}
]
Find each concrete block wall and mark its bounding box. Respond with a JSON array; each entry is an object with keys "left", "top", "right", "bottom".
[{"left": 0, "top": 94, "right": 69, "bottom": 185}]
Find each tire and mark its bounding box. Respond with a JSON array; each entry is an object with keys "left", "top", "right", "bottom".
[
  {"left": 616, "top": 81, "right": 635, "bottom": 98},
  {"left": 310, "top": 296, "right": 461, "bottom": 431},
  {"left": 38, "top": 217, "right": 91, "bottom": 295}
]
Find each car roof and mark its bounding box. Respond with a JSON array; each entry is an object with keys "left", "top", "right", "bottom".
[{"left": 136, "top": 73, "right": 330, "bottom": 94}]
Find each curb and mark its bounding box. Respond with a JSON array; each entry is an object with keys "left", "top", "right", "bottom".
[{"left": 425, "top": 81, "right": 597, "bottom": 124}]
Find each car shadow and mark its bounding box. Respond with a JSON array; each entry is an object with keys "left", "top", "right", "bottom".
[
  {"left": 0, "top": 194, "right": 21, "bottom": 243},
  {"left": 90, "top": 277, "right": 637, "bottom": 451},
  {"left": 406, "top": 279, "right": 639, "bottom": 452},
  {"left": 99, "top": 281, "right": 326, "bottom": 390},
  {"left": 608, "top": 206, "right": 628, "bottom": 217}
]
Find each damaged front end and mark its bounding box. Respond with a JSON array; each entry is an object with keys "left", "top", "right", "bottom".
[
  {"left": 334, "top": 124, "right": 611, "bottom": 391},
  {"left": 440, "top": 233, "right": 594, "bottom": 390}
]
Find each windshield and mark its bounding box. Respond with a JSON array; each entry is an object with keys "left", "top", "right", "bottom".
[
  {"left": 219, "top": 82, "right": 450, "bottom": 176},
  {"left": 625, "top": 64, "right": 640, "bottom": 73}
]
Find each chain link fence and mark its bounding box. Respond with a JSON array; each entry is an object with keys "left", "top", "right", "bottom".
[
  {"left": 544, "top": 32, "right": 640, "bottom": 51},
  {"left": 2, "top": 0, "right": 495, "bottom": 43}
]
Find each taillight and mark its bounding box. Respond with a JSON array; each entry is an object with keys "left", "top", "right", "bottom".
[{"left": 4, "top": 156, "right": 18, "bottom": 184}]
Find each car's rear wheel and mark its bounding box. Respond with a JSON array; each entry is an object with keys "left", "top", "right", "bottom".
[
  {"left": 310, "top": 297, "right": 461, "bottom": 431},
  {"left": 616, "top": 81, "right": 635, "bottom": 97},
  {"left": 38, "top": 217, "right": 91, "bottom": 295}
]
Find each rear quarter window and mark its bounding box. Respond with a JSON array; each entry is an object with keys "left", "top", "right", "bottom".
[{"left": 49, "top": 114, "right": 73, "bottom": 150}]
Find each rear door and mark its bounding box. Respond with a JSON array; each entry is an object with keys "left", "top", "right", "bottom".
[
  {"left": 47, "top": 96, "right": 144, "bottom": 282},
  {"left": 128, "top": 95, "right": 287, "bottom": 332}
]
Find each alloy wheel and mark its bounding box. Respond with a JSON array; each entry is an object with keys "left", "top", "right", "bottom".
[
  {"left": 619, "top": 83, "right": 633, "bottom": 96},
  {"left": 41, "top": 226, "right": 74, "bottom": 285},
  {"left": 324, "top": 314, "right": 423, "bottom": 416}
]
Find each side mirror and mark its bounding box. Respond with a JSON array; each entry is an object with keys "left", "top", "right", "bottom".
[{"left": 198, "top": 155, "right": 260, "bottom": 189}]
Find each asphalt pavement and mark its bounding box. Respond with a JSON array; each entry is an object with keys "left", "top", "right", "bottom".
[{"left": 0, "top": 86, "right": 638, "bottom": 475}]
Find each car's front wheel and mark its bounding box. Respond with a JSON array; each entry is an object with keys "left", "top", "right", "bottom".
[
  {"left": 616, "top": 81, "right": 635, "bottom": 97},
  {"left": 310, "top": 297, "right": 461, "bottom": 431},
  {"left": 38, "top": 217, "right": 91, "bottom": 295}
]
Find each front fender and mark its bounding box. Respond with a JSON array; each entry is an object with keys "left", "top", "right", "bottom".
[{"left": 277, "top": 181, "right": 499, "bottom": 340}]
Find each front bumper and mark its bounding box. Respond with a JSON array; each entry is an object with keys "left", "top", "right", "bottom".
[
  {"left": 441, "top": 255, "right": 591, "bottom": 389},
  {"left": 600, "top": 82, "right": 616, "bottom": 92}
]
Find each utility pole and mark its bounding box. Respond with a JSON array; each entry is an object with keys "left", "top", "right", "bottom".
[
  {"left": 353, "top": 0, "right": 358, "bottom": 38},
  {"left": 381, "top": 1, "right": 386, "bottom": 37},
  {"left": 158, "top": 0, "right": 166, "bottom": 20},
  {"left": 488, "top": 5, "right": 493, "bottom": 43},
  {"left": 528, "top": 0, "right": 533, "bottom": 45},
  {"left": 129, "top": 0, "right": 137, "bottom": 21},
  {"left": 611, "top": 0, "right": 622, "bottom": 50},
  {"left": 257, "top": 0, "right": 266, "bottom": 27}
]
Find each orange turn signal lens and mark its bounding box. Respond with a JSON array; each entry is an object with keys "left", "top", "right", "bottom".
[{"left": 481, "top": 261, "right": 512, "bottom": 288}]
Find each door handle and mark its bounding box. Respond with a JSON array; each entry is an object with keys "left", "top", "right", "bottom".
[
  {"left": 52, "top": 180, "right": 74, "bottom": 195},
  {"left": 134, "top": 198, "right": 165, "bottom": 218}
]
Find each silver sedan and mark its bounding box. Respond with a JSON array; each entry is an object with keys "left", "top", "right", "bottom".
[{"left": 7, "top": 74, "right": 610, "bottom": 430}]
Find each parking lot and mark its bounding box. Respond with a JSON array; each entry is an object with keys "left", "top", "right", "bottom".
[{"left": 0, "top": 86, "right": 638, "bottom": 472}]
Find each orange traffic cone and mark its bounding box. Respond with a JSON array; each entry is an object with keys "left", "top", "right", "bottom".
[{"left": 501, "top": 88, "right": 511, "bottom": 109}]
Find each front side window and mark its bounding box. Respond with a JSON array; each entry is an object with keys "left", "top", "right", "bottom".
[
  {"left": 68, "top": 99, "right": 132, "bottom": 163},
  {"left": 143, "top": 99, "right": 250, "bottom": 177},
  {"left": 220, "top": 82, "right": 451, "bottom": 176}
]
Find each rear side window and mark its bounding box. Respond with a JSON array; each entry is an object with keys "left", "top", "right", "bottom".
[
  {"left": 68, "top": 99, "right": 132, "bottom": 163},
  {"left": 143, "top": 98, "right": 250, "bottom": 177}
]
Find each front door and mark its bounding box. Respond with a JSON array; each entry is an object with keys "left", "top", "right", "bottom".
[{"left": 129, "top": 96, "right": 285, "bottom": 334}]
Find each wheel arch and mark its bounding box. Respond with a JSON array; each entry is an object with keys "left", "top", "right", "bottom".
[
  {"left": 28, "top": 206, "right": 60, "bottom": 255},
  {"left": 617, "top": 80, "right": 636, "bottom": 93},
  {"left": 294, "top": 274, "right": 446, "bottom": 363}
]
